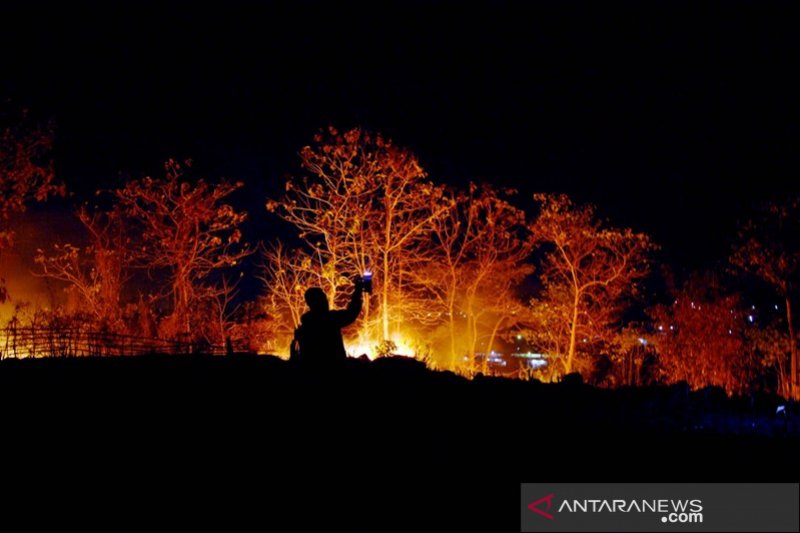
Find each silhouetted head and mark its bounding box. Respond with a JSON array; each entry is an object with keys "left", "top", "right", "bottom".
[{"left": 304, "top": 287, "right": 329, "bottom": 312}]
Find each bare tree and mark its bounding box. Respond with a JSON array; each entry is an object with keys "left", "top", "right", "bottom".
[
  {"left": 746, "top": 324, "right": 791, "bottom": 398},
  {"left": 267, "top": 127, "right": 447, "bottom": 346},
  {"left": 258, "top": 242, "right": 321, "bottom": 336},
  {"left": 34, "top": 208, "right": 130, "bottom": 331},
  {"left": 731, "top": 199, "right": 800, "bottom": 399},
  {"left": 115, "top": 159, "right": 250, "bottom": 339},
  {"left": 1, "top": 104, "right": 64, "bottom": 301},
  {"left": 531, "top": 193, "right": 654, "bottom": 378},
  {"left": 421, "top": 183, "right": 531, "bottom": 371},
  {"left": 206, "top": 274, "right": 241, "bottom": 348}
]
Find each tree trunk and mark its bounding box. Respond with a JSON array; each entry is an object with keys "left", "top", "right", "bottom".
[
  {"left": 465, "top": 292, "right": 477, "bottom": 373},
  {"left": 467, "top": 311, "right": 478, "bottom": 374},
  {"left": 483, "top": 316, "right": 505, "bottom": 375},
  {"left": 361, "top": 296, "right": 371, "bottom": 344},
  {"left": 381, "top": 251, "right": 390, "bottom": 341},
  {"left": 786, "top": 296, "right": 798, "bottom": 400},
  {"left": 381, "top": 195, "right": 392, "bottom": 342},
  {"left": 174, "top": 277, "right": 192, "bottom": 336},
  {"left": 566, "top": 291, "right": 580, "bottom": 375},
  {"left": 448, "top": 297, "right": 457, "bottom": 370}
]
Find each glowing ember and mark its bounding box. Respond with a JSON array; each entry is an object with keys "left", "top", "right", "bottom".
[{"left": 347, "top": 336, "right": 416, "bottom": 360}]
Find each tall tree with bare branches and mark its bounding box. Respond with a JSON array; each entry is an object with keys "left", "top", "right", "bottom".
[
  {"left": 1, "top": 104, "right": 64, "bottom": 302},
  {"left": 731, "top": 198, "right": 800, "bottom": 399},
  {"left": 34, "top": 208, "right": 131, "bottom": 330},
  {"left": 420, "top": 183, "right": 532, "bottom": 371},
  {"left": 115, "top": 159, "right": 250, "bottom": 339},
  {"left": 258, "top": 242, "right": 323, "bottom": 343},
  {"left": 531, "top": 193, "right": 654, "bottom": 377},
  {"left": 267, "top": 127, "right": 447, "bottom": 346}
]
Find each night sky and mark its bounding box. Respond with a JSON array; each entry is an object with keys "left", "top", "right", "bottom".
[{"left": 2, "top": 1, "right": 798, "bottom": 271}]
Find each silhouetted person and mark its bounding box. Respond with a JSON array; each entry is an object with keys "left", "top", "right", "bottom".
[{"left": 291, "top": 279, "right": 363, "bottom": 364}]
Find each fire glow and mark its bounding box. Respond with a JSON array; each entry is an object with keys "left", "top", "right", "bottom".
[{"left": 1, "top": 120, "right": 798, "bottom": 398}]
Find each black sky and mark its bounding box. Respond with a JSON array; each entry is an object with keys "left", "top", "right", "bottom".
[{"left": 2, "top": 1, "right": 798, "bottom": 271}]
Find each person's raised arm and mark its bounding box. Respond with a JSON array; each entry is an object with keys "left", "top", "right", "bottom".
[{"left": 333, "top": 278, "right": 363, "bottom": 328}]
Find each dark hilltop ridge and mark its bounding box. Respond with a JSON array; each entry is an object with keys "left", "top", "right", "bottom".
[{"left": 1, "top": 354, "right": 797, "bottom": 530}]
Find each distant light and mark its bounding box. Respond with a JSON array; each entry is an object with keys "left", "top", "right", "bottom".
[
  {"left": 728, "top": 329, "right": 733, "bottom": 335},
  {"left": 776, "top": 405, "right": 785, "bottom": 415},
  {"left": 658, "top": 325, "right": 664, "bottom": 331},
  {"left": 638, "top": 337, "right": 647, "bottom": 345},
  {"left": 669, "top": 325, "right": 675, "bottom": 331},
  {"left": 747, "top": 315, "right": 754, "bottom": 323},
  {"left": 775, "top": 304, "right": 779, "bottom": 310},
  {"left": 516, "top": 334, "right": 523, "bottom": 340},
  {"left": 751, "top": 305, "right": 756, "bottom": 310},
  {"left": 512, "top": 352, "right": 546, "bottom": 359}
]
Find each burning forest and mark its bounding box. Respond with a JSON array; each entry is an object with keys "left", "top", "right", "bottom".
[
  {"left": 1, "top": 116, "right": 798, "bottom": 400},
  {"left": 1, "top": 4, "right": 799, "bottom": 529}
]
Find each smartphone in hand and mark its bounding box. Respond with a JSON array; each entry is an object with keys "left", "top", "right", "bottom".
[{"left": 362, "top": 269, "right": 373, "bottom": 294}]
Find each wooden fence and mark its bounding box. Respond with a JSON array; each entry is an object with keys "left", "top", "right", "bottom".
[{"left": 0, "top": 324, "right": 231, "bottom": 359}]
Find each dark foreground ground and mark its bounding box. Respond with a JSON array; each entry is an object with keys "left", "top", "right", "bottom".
[{"left": 1, "top": 355, "right": 798, "bottom": 531}]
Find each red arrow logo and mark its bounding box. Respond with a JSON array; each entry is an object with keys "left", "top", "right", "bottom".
[{"left": 528, "top": 493, "right": 555, "bottom": 520}]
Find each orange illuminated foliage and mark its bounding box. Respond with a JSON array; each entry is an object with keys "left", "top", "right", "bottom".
[
  {"left": 1, "top": 105, "right": 64, "bottom": 302},
  {"left": 0, "top": 108, "right": 62, "bottom": 224},
  {"left": 267, "top": 127, "right": 447, "bottom": 347},
  {"left": 35, "top": 208, "right": 131, "bottom": 331},
  {"left": 649, "top": 274, "right": 752, "bottom": 395},
  {"left": 258, "top": 242, "right": 323, "bottom": 351},
  {"left": 114, "top": 159, "right": 250, "bottom": 339},
  {"left": 420, "top": 183, "right": 532, "bottom": 371},
  {"left": 530, "top": 193, "right": 654, "bottom": 378},
  {"left": 732, "top": 199, "right": 800, "bottom": 399},
  {"left": 745, "top": 323, "right": 791, "bottom": 398},
  {"left": 207, "top": 274, "right": 241, "bottom": 348}
]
